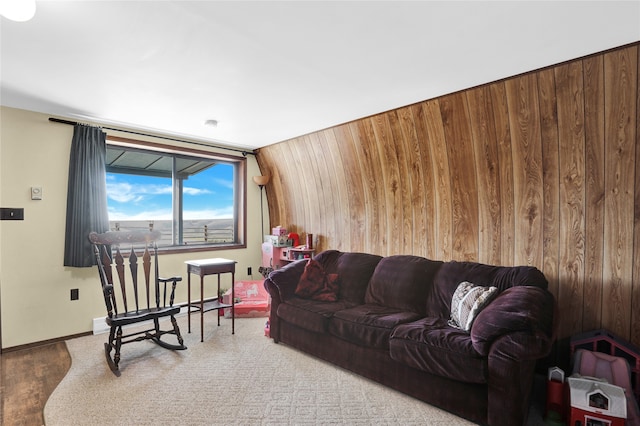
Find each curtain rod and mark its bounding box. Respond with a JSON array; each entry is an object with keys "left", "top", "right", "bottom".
[{"left": 48, "top": 117, "right": 256, "bottom": 156}]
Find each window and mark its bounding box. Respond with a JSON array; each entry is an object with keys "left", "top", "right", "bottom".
[{"left": 105, "top": 137, "right": 246, "bottom": 251}]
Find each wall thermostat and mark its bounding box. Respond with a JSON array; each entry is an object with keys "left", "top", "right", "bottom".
[{"left": 31, "top": 186, "right": 42, "bottom": 200}]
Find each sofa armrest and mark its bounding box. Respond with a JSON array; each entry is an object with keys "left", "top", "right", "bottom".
[
  {"left": 471, "top": 286, "right": 555, "bottom": 357},
  {"left": 263, "top": 259, "right": 307, "bottom": 303},
  {"left": 486, "top": 331, "right": 550, "bottom": 426}
]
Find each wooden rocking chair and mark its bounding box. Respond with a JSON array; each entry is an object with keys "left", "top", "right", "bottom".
[{"left": 89, "top": 230, "right": 187, "bottom": 376}]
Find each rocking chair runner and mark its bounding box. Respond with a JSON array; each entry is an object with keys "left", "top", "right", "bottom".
[{"left": 89, "top": 230, "right": 187, "bottom": 376}]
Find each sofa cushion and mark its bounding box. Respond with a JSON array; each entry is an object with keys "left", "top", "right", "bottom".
[
  {"left": 365, "top": 255, "right": 443, "bottom": 315},
  {"left": 426, "top": 261, "right": 548, "bottom": 319},
  {"left": 314, "top": 250, "right": 383, "bottom": 304},
  {"left": 277, "top": 297, "right": 353, "bottom": 334},
  {"left": 295, "top": 258, "right": 340, "bottom": 302},
  {"left": 448, "top": 281, "right": 498, "bottom": 331},
  {"left": 389, "top": 317, "right": 487, "bottom": 383},
  {"left": 328, "top": 304, "right": 423, "bottom": 349}
]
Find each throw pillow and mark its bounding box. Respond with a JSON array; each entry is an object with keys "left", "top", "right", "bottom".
[
  {"left": 295, "top": 258, "right": 340, "bottom": 302},
  {"left": 448, "top": 281, "right": 498, "bottom": 332}
]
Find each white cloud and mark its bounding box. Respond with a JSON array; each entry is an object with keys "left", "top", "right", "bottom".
[
  {"left": 212, "top": 178, "right": 234, "bottom": 190},
  {"left": 183, "top": 187, "right": 212, "bottom": 196},
  {"left": 108, "top": 206, "right": 233, "bottom": 221},
  {"left": 106, "top": 174, "right": 227, "bottom": 222},
  {"left": 106, "top": 182, "right": 144, "bottom": 203},
  {"left": 106, "top": 181, "right": 172, "bottom": 203},
  {"left": 184, "top": 206, "right": 234, "bottom": 220},
  {"left": 108, "top": 207, "right": 172, "bottom": 221},
  {"left": 107, "top": 178, "right": 211, "bottom": 203}
]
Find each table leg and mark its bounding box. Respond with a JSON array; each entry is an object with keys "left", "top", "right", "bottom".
[
  {"left": 217, "top": 274, "right": 221, "bottom": 327},
  {"left": 200, "top": 274, "right": 204, "bottom": 343},
  {"left": 231, "top": 272, "right": 235, "bottom": 334},
  {"left": 187, "top": 270, "right": 191, "bottom": 333}
]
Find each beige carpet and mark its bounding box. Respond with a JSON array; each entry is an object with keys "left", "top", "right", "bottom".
[{"left": 44, "top": 315, "right": 484, "bottom": 425}]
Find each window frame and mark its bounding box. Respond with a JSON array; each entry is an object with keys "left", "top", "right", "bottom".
[{"left": 106, "top": 136, "right": 247, "bottom": 254}]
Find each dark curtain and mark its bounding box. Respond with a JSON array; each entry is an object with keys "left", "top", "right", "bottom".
[{"left": 63, "top": 124, "right": 110, "bottom": 267}]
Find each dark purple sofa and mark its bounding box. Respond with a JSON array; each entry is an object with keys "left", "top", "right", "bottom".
[{"left": 263, "top": 250, "right": 556, "bottom": 426}]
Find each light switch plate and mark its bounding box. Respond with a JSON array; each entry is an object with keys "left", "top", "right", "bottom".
[{"left": 31, "top": 186, "right": 42, "bottom": 200}]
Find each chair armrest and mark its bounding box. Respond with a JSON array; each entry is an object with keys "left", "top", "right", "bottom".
[
  {"left": 103, "top": 283, "right": 115, "bottom": 317},
  {"left": 158, "top": 276, "right": 182, "bottom": 283},
  {"left": 263, "top": 260, "right": 307, "bottom": 303},
  {"left": 471, "top": 286, "right": 555, "bottom": 357},
  {"left": 103, "top": 283, "right": 114, "bottom": 297},
  {"left": 158, "top": 276, "right": 182, "bottom": 307}
]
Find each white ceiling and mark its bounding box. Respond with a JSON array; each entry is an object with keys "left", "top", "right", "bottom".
[{"left": 1, "top": 1, "right": 639, "bottom": 150}]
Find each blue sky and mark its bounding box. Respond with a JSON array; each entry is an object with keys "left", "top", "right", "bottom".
[{"left": 106, "top": 163, "right": 234, "bottom": 221}]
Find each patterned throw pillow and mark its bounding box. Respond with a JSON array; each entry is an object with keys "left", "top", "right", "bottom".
[
  {"left": 295, "top": 259, "right": 340, "bottom": 302},
  {"left": 448, "top": 281, "right": 498, "bottom": 331}
]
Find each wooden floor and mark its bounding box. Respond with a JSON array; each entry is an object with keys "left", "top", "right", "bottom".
[{"left": 0, "top": 342, "right": 71, "bottom": 426}]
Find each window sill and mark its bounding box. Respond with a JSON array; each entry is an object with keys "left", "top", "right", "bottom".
[{"left": 157, "top": 243, "right": 247, "bottom": 255}]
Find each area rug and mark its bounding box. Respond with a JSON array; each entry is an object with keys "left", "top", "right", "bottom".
[{"left": 44, "top": 315, "right": 484, "bottom": 425}]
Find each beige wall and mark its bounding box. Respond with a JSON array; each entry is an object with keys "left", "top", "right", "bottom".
[{"left": 0, "top": 106, "right": 265, "bottom": 349}]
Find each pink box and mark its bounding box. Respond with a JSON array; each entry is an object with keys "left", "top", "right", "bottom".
[
  {"left": 272, "top": 226, "right": 287, "bottom": 236},
  {"left": 223, "top": 280, "right": 270, "bottom": 318}
]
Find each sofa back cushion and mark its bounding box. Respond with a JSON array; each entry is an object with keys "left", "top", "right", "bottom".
[
  {"left": 314, "top": 250, "right": 383, "bottom": 304},
  {"left": 365, "top": 255, "right": 443, "bottom": 315},
  {"left": 425, "top": 261, "right": 548, "bottom": 318}
]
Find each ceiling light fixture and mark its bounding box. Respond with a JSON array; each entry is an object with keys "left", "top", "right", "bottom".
[
  {"left": 204, "top": 119, "right": 218, "bottom": 128},
  {"left": 0, "top": 0, "right": 36, "bottom": 22}
]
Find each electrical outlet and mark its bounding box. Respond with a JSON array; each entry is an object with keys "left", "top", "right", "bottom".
[
  {"left": 70, "top": 288, "right": 79, "bottom": 300},
  {"left": 247, "top": 266, "right": 252, "bottom": 276}
]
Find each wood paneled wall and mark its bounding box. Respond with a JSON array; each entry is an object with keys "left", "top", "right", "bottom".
[{"left": 256, "top": 43, "right": 640, "bottom": 346}]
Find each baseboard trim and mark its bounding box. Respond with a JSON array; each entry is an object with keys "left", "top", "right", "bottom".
[
  {"left": 1, "top": 300, "right": 211, "bottom": 352},
  {"left": 1, "top": 331, "right": 92, "bottom": 354}
]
